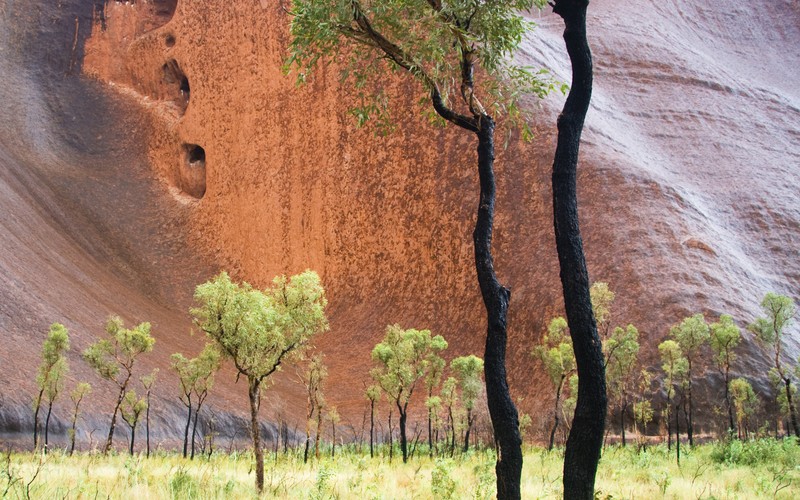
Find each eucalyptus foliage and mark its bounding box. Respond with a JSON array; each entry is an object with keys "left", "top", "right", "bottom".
[
  {"left": 288, "top": 0, "right": 558, "bottom": 136},
  {"left": 83, "top": 316, "right": 154, "bottom": 454}
]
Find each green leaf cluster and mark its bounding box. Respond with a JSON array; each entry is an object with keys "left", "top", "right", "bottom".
[
  {"left": 371, "top": 324, "right": 448, "bottom": 407},
  {"left": 192, "top": 271, "right": 328, "bottom": 384},
  {"left": 533, "top": 317, "right": 574, "bottom": 388},
  {"left": 450, "top": 355, "right": 483, "bottom": 412},
  {"left": 288, "top": 0, "right": 557, "bottom": 133},
  {"left": 82, "top": 316, "right": 154, "bottom": 386},
  {"left": 37, "top": 323, "right": 71, "bottom": 403}
]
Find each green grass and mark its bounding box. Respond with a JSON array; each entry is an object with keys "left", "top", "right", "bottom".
[{"left": 2, "top": 440, "right": 799, "bottom": 498}]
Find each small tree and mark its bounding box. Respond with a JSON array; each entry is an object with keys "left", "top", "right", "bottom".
[
  {"left": 366, "top": 384, "right": 381, "bottom": 458},
  {"left": 303, "top": 355, "right": 328, "bottom": 463},
  {"left": 730, "top": 378, "right": 758, "bottom": 440},
  {"left": 440, "top": 376, "right": 459, "bottom": 456},
  {"left": 561, "top": 374, "right": 579, "bottom": 435},
  {"left": 68, "top": 382, "right": 91, "bottom": 456},
  {"left": 424, "top": 343, "right": 447, "bottom": 457},
  {"left": 604, "top": 324, "right": 640, "bottom": 446},
  {"left": 371, "top": 325, "right": 447, "bottom": 463},
  {"left": 33, "top": 323, "right": 70, "bottom": 450},
  {"left": 658, "top": 340, "right": 687, "bottom": 451},
  {"left": 83, "top": 316, "right": 154, "bottom": 454},
  {"left": 140, "top": 369, "right": 158, "bottom": 458},
  {"left": 120, "top": 390, "right": 147, "bottom": 455},
  {"left": 193, "top": 271, "right": 328, "bottom": 493},
  {"left": 669, "top": 313, "right": 709, "bottom": 446},
  {"left": 425, "top": 395, "right": 442, "bottom": 454},
  {"left": 632, "top": 369, "right": 654, "bottom": 450},
  {"left": 709, "top": 314, "right": 741, "bottom": 435},
  {"left": 748, "top": 293, "right": 798, "bottom": 437},
  {"left": 533, "top": 317, "right": 575, "bottom": 451},
  {"left": 450, "top": 355, "right": 484, "bottom": 452}
]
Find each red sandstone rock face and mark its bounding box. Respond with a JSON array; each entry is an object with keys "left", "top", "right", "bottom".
[{"left": 0, "top": 0, "right": 798, "bottom": 443}]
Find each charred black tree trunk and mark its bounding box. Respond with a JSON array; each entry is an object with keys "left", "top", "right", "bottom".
[
  {"left": 472, "top": 115, "right": 522, "bottom": 500},
  {"left": 620, "top": 401, "right": 627, "bottom": 446},
  {"left": 552, "top": 2, "right": 607, "bottom": 498},
  {"left": 398, "top": 403, "right": 409, "bottom": 463},
  {"left": 428, "top": 406, "right": 434, "bottom": 458},
  {"left": 190, "top": 409, "right": 200, "bottom": 459}
]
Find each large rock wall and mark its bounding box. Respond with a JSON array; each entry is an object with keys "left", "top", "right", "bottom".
[{"left": 1, "top": 0, "right": 798, "bottom": 445}]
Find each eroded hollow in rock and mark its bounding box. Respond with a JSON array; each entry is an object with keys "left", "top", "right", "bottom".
[
  {"left": 180, "top": 144, "right": 206, "bottom": 199},
  {"left": 165, "top": 34, "right": 176, "bottom": 47},
  {"left": 162, "top": 59, "right": 189, "bottom": 111}
]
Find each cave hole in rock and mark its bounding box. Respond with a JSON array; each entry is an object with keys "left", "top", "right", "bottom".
[
  {"left": 162, "top": 59, "right": 190, "bottom": 111},
  {"left": 180, "top": 144, "right": 207, "bottom": 199},
  {"left": 165, "top": 34, "right": 175, "bottom": 47},
  {"left": 187, "top": 145, "right": 205, "bottom": 165}
]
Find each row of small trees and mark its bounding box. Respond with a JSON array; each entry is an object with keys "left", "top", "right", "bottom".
[{"left": 535, "top": 284, "right": 799, "bottom": 451}]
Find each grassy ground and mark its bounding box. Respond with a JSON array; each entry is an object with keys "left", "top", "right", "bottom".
[{"left": 2, "top": 440, "right": 799, "bottom": 498}]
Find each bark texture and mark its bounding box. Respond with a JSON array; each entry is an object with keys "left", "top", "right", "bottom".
[
  {"left": 472, "top": 116, "right": 522, "bottom": 500},
  {"left": 551, "top": 1, "right": 607, "bottom": 498},
  {"left": 248, "top": 381, "right": 264, "bottom": 493}
]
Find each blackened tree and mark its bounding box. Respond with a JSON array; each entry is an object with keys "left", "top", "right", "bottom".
[
  {"left": 289, "top": 2, "right": 555, "bottom": 496},
  {"left": 550, "top": 1, "right": 607, "bottom": 496}
]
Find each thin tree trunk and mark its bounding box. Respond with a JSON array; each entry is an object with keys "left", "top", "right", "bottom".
[
  {"left": 448, "top": 406, "right": 456, "bottom": 457},
  {"left": 552, "top": 3, "right": 607, "bottom": 498},
  {"left": 69, "top": 410, "right": 78, "bottom": 455},
  {"left": 190, "top": 408, "right": 200, "bottom": 459},
  {"left": 388, "top": 409, "right": 394, "bottom": 463},
  {"left": 145, "top": 392, "right": 151, "bottom": 458},
  {"left": 331, "top": 420, "right": 336, "bottom": 458},
  {"left": 784, "top": 378, "right": 800, "bottom": 437},
  {"left": 104, "top": 385, "right": 127, "bottom": 455},
  {"left": 463, "top": 409, "right": 473, "bottom": 453},
  {"left": 248, "top": 380, "right": 264, "bottom": 493},
  {"left": 129, "top": 425, "right": 136, "bottom": 455},
  {"left": 620, "top": 401, "right": 627, "bottom": 447},
  {"left": 369, "top": 400, "right": 375, "bottom": 458},
  {"left": 687, "top": 360, "right": 694, "bottom": 446},
  {"left": 398, "top": 403, "right": 408, "bottom": 463},
  {"left": 549, "top": 375, "right": 565, "bottom": 451},
  {"left": 44, "top": 401, "right": 53, "bottom": 453},
  {"left": 183, "top": 399, "right": 192, "bottom": 458},
  {"left": 33, "top": 389, "right": 44, "bottom": 450},
  {"left": 428, "top": 406, "right": 434, "bottom": 458},
  {"left": 666, "top": 402, "right": 672, "bottom": 451},
  {"left": 314, "top": 410, "right": 322, "bottom": 460},
  {"left": 675, "top": 403, "right": 680, "bottom": 465},
  {"left": 304, "top": 422, "right": 311, "bottom": 463}
]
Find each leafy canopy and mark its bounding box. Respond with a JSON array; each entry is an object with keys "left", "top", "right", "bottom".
[
  {"left": 288, "top": 0, "right": 557, "bottom": 135},
  {"left": 83, "top": 316, "right": 155, "bottom": 385},
  {"left": 371, "top": 324, "right": 447, "bottom": 407},
  {"left": 192, "top": 271, "right": 328, "bottom": 385},
  {"left": 748, "top": 292, "right": 795, "bottom": 346},
  {"left": 38, "top": 323, "right": 71, "bottom": 401},
  {"left": 709, "top": 314, "right": 741, "bottom": 370},
  {"left": 669, "top": 313, "right": 710, "bottom": 361},
  {"left": 450, "top": 355, "right": 484, "bottom": 412}
]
